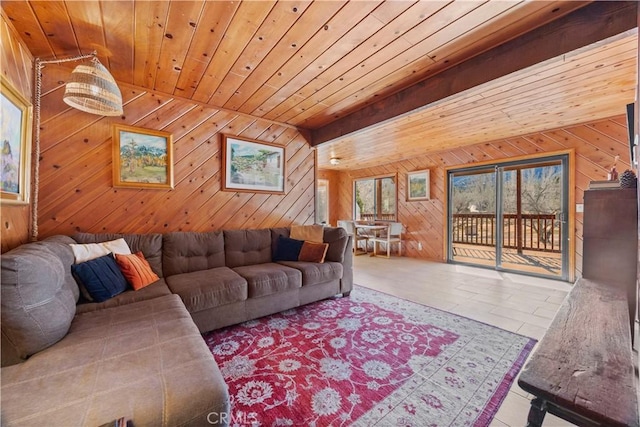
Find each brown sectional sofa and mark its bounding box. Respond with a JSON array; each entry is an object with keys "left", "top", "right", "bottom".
[{"left": 1, "top": 226, "right": 352, "bottom": 426}]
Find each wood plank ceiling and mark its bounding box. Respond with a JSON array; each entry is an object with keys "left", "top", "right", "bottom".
[{"left": 2, "top": 0, "right": 637, "bottom": 171}]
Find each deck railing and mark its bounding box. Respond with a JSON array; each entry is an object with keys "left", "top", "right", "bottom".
[
  {"left": 452, "top": 213, "right": 561, "bottom": 253},
  {"left": 359, "top": 213, "right": 396, "bottom": 222}
]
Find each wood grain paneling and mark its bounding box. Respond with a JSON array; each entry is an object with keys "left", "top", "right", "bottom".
[
  {"left": 36, "top": 65, "right": 315, "bottom": 239},
  {"left": 3, "top": 0, "right": 589, "bottom": 131},
  {"left": 3, "top": 0, "right": 635, "bottom": 263},
  {"left": 1, "top": 10, "right": 33, "bottom": 253},
  {"left": 5, "top": 0, "right": 587, "bottom": 121},
  {"left": 311, "top": 1, "right": 637, "bottom": 144},
  {"left": 324, "top": 116, "right": 631, "bottom": 279},
  {"left": 317, "top": 29, "right": 638, "bottom": 170}
]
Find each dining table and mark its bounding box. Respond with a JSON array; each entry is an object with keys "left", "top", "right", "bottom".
[{"left": 354, "top": 223, "right": 388, "bottom": 255}]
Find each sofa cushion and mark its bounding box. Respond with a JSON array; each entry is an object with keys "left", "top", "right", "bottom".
[
  {"left": 290, "top": 224, "right": 324, "bottom": 243},
  {"left": 299, "top": 241, "right": 329, "bottom": 263},
  {"left": 1, "top": 242, "right": 77, "bottom": 365},
  {"left": 163, "top": 231, "right": 225, "bottom": 276},
  {"left": 323, "top": 227, "right": 349, "bottom": 263},
  {"left": 233, "top": 263, "right": 302, "bottom": 298},
  {"left": 224, "top": 229, "right": 272, "bottom": 268},
  {"left": 69, "top": 238, "right": 132, "bottom": 263},
  {"left": 1, "top": 294, "right": 229, "bottom": 426},
  {"left": 270, "top": 227, "right": 290, "bottom": 254},
  {"left": 71, "top": 254, "right": 129, "bottom": 302},
  {"left": 115, "top": 252, "right": 160, "bottom": 290},
  {"left": 272, "top": 235, "right": 304, "bottom": 262},
  {"left": 37, "top": 235, "right": 81, "bottom": 302},
  {"left": 166, "top": 267, "right": 248, "bottom": 312},
  {"left": 75, "top": 279, "right": 172, "bottom": 315},
  {"left": 277, "top": 261, "right": 343, "bottom": 286},
  {"left": 73, "top": 232, "right": 164, "bottom": 278},
  {"left": 274, "top": 227, "right": 348, "bottom": 263}
]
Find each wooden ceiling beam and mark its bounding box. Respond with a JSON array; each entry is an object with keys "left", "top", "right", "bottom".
[{"left": 310, "top": 1, "right": 638, "bottom": 147}]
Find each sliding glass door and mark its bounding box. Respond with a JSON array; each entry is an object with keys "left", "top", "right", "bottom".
[
  {"left": 448, "top": 155, "right": 569, "bottom": 280},
  {"left": 450, "top": 168, "right": 497, "bottom": 269}
]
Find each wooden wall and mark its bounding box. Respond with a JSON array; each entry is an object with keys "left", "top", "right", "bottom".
[
  {"left": 35, "top": 65, "right": 315, "bottom": 238},
  {"left": 324, "top": 115, "right": 632, "bottom": 278},
  {"left": 1, "top": 11, "right": 33, "bottom": 253}
]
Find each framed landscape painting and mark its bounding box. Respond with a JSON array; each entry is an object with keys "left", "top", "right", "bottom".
[
  {"left": 407, "top": 169, "right": 430, "bottom": 201},
  {"left": 1, "top": 76, "right": 32, "bottom": 205},
  {"left": 112, "top": 124, "right": 173, "bottom": 189},
  {"left": 222, "top": 135, "right": 285, "bottom": 194}
]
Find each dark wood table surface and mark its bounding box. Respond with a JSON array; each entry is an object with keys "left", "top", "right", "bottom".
[{"left": 518, "top": 278, "right": 639, "bottom": 427}]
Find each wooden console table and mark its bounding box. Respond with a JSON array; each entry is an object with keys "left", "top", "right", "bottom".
[
  {"left": 518, "top": 278, "right": 638, "bottom": 427},
  {"left": 518, "top": 188, "right": 639, "bottom": 426}
]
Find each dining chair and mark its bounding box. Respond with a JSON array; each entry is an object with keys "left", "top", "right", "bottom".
[
  {"left": 337, "top": 220, "right": 368, "bottom": 254},
  {"left": 369, "top": 222, "right": 403, "bottom": 257}
]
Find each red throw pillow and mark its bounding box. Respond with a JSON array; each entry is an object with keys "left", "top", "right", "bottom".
[
  {"left": 298, "top": 241, "right": 329, "bottom": 263},
  {"left": 115, "top": 252, "right": 159, "bottom": 290}
]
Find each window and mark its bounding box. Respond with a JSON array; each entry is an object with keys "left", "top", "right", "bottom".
[
  {"left": 354, "top": 175, "right": 397, "bottom": 221},
  {"left": 316, "top": 179, "right": 329, "bottom": 225}
]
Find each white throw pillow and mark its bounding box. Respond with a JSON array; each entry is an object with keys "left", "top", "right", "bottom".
[{"left": 70, "top": 238, "right": 132, "bottom": 263}]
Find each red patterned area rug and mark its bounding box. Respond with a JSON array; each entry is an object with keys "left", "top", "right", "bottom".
[{"left": 203, "top": 285, "right": 535, "bottom": 426}]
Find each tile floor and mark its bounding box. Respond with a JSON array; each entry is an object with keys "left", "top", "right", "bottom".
[{"left": 352, "top": 255, "right": 575, "bottom": 427}]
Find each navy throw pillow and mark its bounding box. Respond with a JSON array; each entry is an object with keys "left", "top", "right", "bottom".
[
  {"left": 273, "top": 236, "right": 304, "bottom": 262},
  {"left": 71, "top": 253, "right": 129, "bottom": 302}
]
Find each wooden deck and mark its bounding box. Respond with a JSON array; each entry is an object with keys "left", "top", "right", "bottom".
[{"left": 452, "top": 243, "right": 562, "bottom": 277}]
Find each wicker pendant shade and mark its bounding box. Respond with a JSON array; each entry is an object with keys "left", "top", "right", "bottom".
[{"left": 62, "top": 57, "right": 123, "bottom": 116}]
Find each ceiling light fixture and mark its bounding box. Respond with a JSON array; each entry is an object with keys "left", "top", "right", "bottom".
[{"left": 330, "top": 157, "right": 341, "bottom": 165}]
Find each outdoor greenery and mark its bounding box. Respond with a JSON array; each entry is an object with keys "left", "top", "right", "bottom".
[
  {"left": 354, "top": 176, "right": 396, "bottom": 220},
  {"left": 452, "top": 165, "right": 561, "bottom": 215},
  {"left": 451, "top": 164, "right": 563, "bottom": 247}
]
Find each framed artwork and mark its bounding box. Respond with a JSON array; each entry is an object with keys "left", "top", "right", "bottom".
[
  {"left": 407, "top": 169, "right": 430, "bottom": 201},
  {"left": 1, "top": 76, "right": 32, "bottom": 205},
  {"left": 112, "top": 124, "right": 173, "bottom": 189},
  {"left": 222, "top": 135, "right": 285, "bottom": 194}
]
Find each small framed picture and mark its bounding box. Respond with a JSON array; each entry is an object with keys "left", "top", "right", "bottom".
[
  {"left": 112, "top": 124, "right": 173, "bottom": 189},
  {"left": 407, "top": 169, "right": 430, "bottom": 201},
  {"left": 222, "top": 135, "right": 285, "bottom": 194},
  {"left": 1, "top": 76, "right": 32, "bottom": 205}
]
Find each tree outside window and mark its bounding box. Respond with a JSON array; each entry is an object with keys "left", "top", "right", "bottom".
[{"left": 354, "top": 176, "right": 396, "bottom": 221}]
